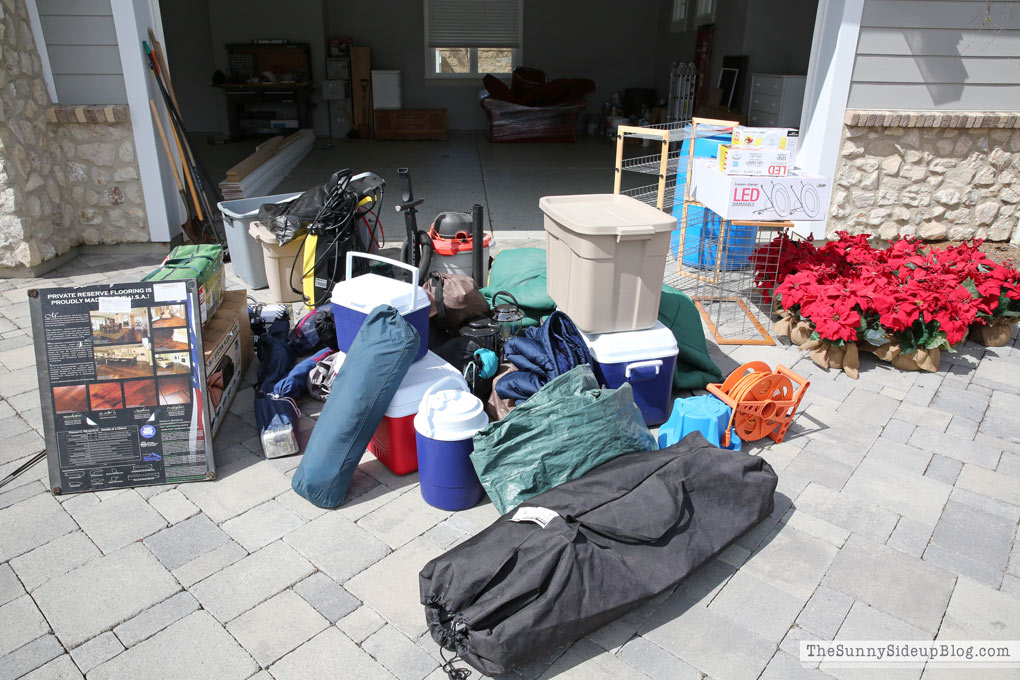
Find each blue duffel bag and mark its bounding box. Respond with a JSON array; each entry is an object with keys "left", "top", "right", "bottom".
[{"left": 291, "top": 304, "right": 420, "bottom": 508}]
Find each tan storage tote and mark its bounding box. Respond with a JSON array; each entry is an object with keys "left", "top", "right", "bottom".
[{"left": 540, "top": 194, "right": 676, "bottom": 333}]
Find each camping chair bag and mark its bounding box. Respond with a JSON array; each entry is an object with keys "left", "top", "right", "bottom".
[
  {"left": 291, "top": 305, "right": 419, "bottom": 508},
  {"left": 421, "top": 433, "right": 778, "bottom": 676},
  {"left": 143, "top": 244, "right": 225, "bottom": 322}
]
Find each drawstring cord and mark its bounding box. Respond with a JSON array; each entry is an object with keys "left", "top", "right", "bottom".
[{"left": 439, "top": 646, "right": 471, "bottom": 680}]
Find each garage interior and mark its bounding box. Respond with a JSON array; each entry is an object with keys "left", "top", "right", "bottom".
[{"left": 157, "top": 0, "right": 819, "bottom": 241}]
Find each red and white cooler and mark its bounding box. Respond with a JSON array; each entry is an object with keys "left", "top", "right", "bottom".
[{"left": 368, "top": 350, "right": 468, "bottom": 475}]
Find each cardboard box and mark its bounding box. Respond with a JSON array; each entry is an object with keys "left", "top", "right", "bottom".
[
  {"left": 202, "top": 302, "right": 244, "bottom": 435},
  {"left": 690, "top": 158, "right": 831, "bottom": 222},
  {"left": 718, "top": 145, "right": 795, "bottom": 176},
  {"left": 218, "top": 289, "right": 252, "bottom": 373},
  {"left": 731, "top": 126, "right": 799, "bottom": 155}
]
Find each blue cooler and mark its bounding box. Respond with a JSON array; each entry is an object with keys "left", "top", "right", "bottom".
[
  {"left": 580, "top": 321, "right": 678, "bottom": 426},
  {"left": 331, "top": 252, "right": 430, "bottom": 361},
  {"left": 413, "top": 378, "right": 490, "bottom": 510}
]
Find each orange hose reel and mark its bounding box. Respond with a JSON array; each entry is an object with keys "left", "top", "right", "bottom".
[{"left": 706, "top": 362, "right": 809, "bottom": 449}]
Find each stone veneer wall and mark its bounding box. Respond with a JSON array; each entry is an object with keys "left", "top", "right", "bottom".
[
  {"left": 0, "top": 0, "right": 147, "bottom": 273},
  {"left": 829, "top": 110, "right": 1020, "bottom": 242}
]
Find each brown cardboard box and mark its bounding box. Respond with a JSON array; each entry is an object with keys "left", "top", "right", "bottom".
[
  {"left": 202, "top": 301, "right": 244, "bottom": 435},
  {"left": 218, "top": 290, "right": 252, "bottom": 372}
]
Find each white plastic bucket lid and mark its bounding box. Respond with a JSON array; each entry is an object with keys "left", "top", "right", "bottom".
[
  {"left": 414, "top": 378, "right": 488, "bottom": 441},
  {"left": 327, "top": 350, "right": 466, "bottom": 418},
  {"left": 386, "top": 352, "right": 467, "bottom": 418},
  {"left": 580, "top": 321, "right": 679, "bottom": 364}
]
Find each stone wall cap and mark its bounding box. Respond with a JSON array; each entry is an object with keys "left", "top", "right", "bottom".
[
  {"left": 45, "top": 105, "right": 130, "bottom": 125},
  {"left": 846, "top": 109, "right": 1020, "bottom": 129}
]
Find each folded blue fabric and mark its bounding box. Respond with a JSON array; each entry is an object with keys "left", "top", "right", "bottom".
[
  {"left": 291, "top": 305, "right": 419, "bottom": 508},
  {"left": 497, "top": 311, "right": 591, "bottom": 401},
  {"left": 273, "top": 348, "right": 333, "bottom": 398}
]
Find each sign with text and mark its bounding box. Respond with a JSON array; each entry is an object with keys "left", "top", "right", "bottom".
[{"left": 29, "top": 281, "right": 215, "bottom": 494}]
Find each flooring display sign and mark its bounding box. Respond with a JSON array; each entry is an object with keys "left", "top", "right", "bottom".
[{"left": 29, "top": 281, "right": 215, "bottom": 494}]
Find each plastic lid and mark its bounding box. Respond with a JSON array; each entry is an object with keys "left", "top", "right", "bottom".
[
  {"left": 580, "top": 321, "right": 679, "bottom": 363},
  {"left": 331, "top": 272, "right": 429, "bottom": 315},
  {"left": 414, "top": 389, "right": 488, "bottom": 441},
  {"left": 539, "top": 194, "right": 676, "bottom": 236},
  {"left": 386, "top": 351, "right": 467, "bottom": 417}
]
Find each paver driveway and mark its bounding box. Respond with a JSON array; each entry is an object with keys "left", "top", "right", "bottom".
[{"left": 0, "top": 247, "right": 1018, "bottom": 680}]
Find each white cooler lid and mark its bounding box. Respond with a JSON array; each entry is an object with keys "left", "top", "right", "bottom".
[
  {"left": 331, "top": 273, "right": 429, "bottom": 315},
  {"left": 387, "top": 352, "right": 467, "bottom": 418},
  {"left": 327, "top": 350, "right": 467, "bottom": 418},
  {"left": 414, "top": 389, "right": 488, "bottom": 441},
  {"left": 580, "top": 321, "right": 679, "bottom": 364}
]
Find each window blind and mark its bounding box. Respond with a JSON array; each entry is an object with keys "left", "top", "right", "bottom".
[{"left": 426, "top": 0, "right": 521, "bottom": 48}]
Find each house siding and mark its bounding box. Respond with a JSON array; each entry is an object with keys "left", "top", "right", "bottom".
[
  {"left": 36, "top": 0, "right": 127, "bottom": 105},
  {"left": 849, "top": 0, "right": 1020, "bottom": 111}
]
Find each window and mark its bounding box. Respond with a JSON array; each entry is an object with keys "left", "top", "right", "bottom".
[
  {"left": 694, "top": 0, "right": 716, "bottom": 24},
  {"left": 672, "top": 0, "right": 688, "bottom": 27},
  {"left": 424, "top": 0, "right": 522, "bottom": 78}
]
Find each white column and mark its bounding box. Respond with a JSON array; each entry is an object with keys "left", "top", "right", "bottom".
[
  {"left": 111, "top": 0, "right": 184, "bottom": 244},
  {"left": 794, "top": 0, "right": 864, "bottom": 239}
]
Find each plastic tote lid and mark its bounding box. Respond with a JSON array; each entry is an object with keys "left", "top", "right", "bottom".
[
  {"left": 580, "top": 321, "right": 679, "bottom": 364},
  {"left": 331, "top": 252, "right": 429, "bottom": 314},
  {"left": 414, "top": 377, "right": 489, "bottom": 441},
  {"left": 539, "top": 194, "right": 676, "bottom": 237}
]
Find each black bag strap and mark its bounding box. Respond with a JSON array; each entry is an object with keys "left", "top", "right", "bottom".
[
  {"left": 431, "top": 272, "right": 450, "bottom": 330},
  {"left": 491, "top": 290, "right": 519, "bottom": 308}
]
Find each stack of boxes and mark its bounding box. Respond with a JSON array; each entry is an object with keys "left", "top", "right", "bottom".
[
  {"left": 540, "top": 194, "right": 681, "bottom": 426},
  {"left": 691, "top": 125, "right": 831, "bottom": 222}
]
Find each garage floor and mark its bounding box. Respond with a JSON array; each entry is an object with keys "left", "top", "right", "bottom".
[{"left": 200, "top": 132, "right": 631, "bottom": 242}]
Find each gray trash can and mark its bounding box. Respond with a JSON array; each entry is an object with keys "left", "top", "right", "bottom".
[{"left": 218, "top": 192, "right": 302, "bottom": 290}]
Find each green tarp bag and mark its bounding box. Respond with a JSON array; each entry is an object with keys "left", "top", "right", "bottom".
[
  {"left": 480, "top": 247, "right": 554, "bottom": 328},
  {"left": 470, "top": 364, "right": 657, "bottom": 515},
  {"left": 657, "top": 284, "right": 725, "bottom": 389},
  {"left": 144, "top": 244, "right": 225, "bottom": 323}
]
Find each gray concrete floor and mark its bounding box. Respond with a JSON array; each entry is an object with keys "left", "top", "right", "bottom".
[{"left": 200, "top": 132, "right": 628, "bottom": 243}]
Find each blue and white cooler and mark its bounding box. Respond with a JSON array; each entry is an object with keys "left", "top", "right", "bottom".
[
  {"left": 331, "top": 252, "right": 430, "bottom": 361},
  {"left": 414, "top": 377, "right": 490, "bottom": 511},
  {"left": 580, "top": 321, "right": 679, "bottom": 426}
]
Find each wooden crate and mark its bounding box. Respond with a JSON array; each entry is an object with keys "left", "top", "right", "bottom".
[{"left": 374, "top": 109, "right": 447, "bottom": 140}]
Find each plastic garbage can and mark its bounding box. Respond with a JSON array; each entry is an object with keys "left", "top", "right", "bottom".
[
  {"left": 414, "top": 378, "right": 489, "bottom": 510},
  {"left": 540, "top": 194, "right": 676, "bottom": 333},
  {"left": 657, "top": 394, "right": 742, "bottom": 450},
  {"left": 218, "top": 192, "right": 301, "bottom": 289},
  {"left": 248, "top": 221, "right": 303, "bottom": 303}
]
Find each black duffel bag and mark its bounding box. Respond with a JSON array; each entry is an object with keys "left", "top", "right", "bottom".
[{"left": 419, "top": 433, "right": 778, "bottom": 676}]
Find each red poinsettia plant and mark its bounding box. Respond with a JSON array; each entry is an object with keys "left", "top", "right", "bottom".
[{"left": 752, "top": 232, "right": 1020, "bottom": 352}]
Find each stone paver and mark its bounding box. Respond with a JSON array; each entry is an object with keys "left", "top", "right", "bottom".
[
  {"left": 0, "top": 594, "right": 50, "bottom": 657},
  {"left": 190, "top": 540, "right": 314, "bottom": 623},
  {"left": 179, "top": 461, "right": 291, "bottom": 523},
  {"left": 842, "top": 457, "right": 952, "bottom": 525},
  {"left": 143, "top": 513, "right": 231, "bottom": 570},
  {"left": 825, "top": 601, "right": 932, "bottom": 680},
  {"left": 9, "top": 531, "right": 101, "bottom": 592},
  {"left": 293, "top": 572, "right": 360, "bottom": 623},
  {"left": 32, "top": 543, "right": 180, "bottom": 648},
  {"left": 616, "top": 636, "right": 702, "bottom": 680},
  {"left": 68, "top": 632, "right": 123, "bottom": 674},
  {"left": 0, "top": 493, "right": 77, "bottom": 563},
  {"left": 0, "top": 635, "right": 64, "bottom": 680},
  {"left": 226, "top": 590, "right": 328, "bottom": 667},
  {"left": 824, "top": 535, "right": 955, "bottom": 634},
  {"left": 362, "top": 625, "right": 439, "bottom": 680},
  {"left": 148, "top": 489, "right": 199, "bottom": 525},
  {"left": 113, "top": 592, "right": 200, "bottom": 648},
  {"left": 926, "top": 501, "right": 1014, "bottom": 586},
  {"left": 269, "top": 627, "right": 396, "bottom": 680},
  {"left": 284, "top": 513, "right": 391, "bottom": 583},
  {"left": 708, "top": 570, "right": 805, "bottom": 642},
  {"left": 221, "top": 500, "right": 304, "bottom": 552},
  {"left": 346, "top": 537, "right": 445, "bottom": 640},
  {"left": 88, "top": 611, "right": 257, "bottom": 680},
  {"left": 742, "top": 526, "right": 839, "bottom": 599},
  {"left": 0, "top": 563, "right": 24, "bottom": 607},
  {"left": 20, "top": 655, "right": 83, "bottom": 680},
  {"left": 68, "top": 490, "right": 167, "bottom": 554}
]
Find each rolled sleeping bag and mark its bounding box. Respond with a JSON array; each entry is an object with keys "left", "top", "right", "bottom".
[{"left": 291, "top": 305, "right": 420, "bottom": 508}]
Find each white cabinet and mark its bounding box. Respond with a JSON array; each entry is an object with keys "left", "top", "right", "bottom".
[{"left": 748, "top": 74, "right": 805, "bottom": 128}]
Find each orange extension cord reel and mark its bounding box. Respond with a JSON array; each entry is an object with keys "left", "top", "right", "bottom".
[{"left": 706, "top": 362, "right": 810, "bottom": 449}]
